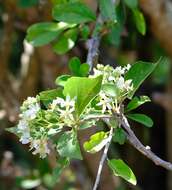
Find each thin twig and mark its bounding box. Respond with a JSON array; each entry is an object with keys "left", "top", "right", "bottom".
[
  {"left": 82, "top": 114, "right": 112, "bottom": 121},
  {"left": 92, "top": 127, "right": 113, "bottom": 190},
  {"left": 119, "top": 114, "right": 172, "bottom": 171}
]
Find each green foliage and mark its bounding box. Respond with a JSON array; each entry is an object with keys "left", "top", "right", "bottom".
[
  {"left": 107, "top": 3, "right": 125, "bottom": 46},
  {"left": 113, "top": 128, "right": 126, "bottom": 145},
  {"left": 132, "top": 9, "right": 146, "bottom": 35},
  {"left": 69, "top": 57, "right": 90, "bottom": 76},
  {"left": 80, "top": 25, "right": 90, "bottom": 40},
  {"left": 124, "top": 0, "right": 138, "bottom": 9},
  {"left": 56, "top": 131, "right": 83, "bottom": 160},
  {"left": 123, "top": 0, "right": 146, "bottom": 35},
  {"left": 125, "top": 60, "right": 159, "bottom": 98},
  {"left": 125, "top": 96, "right": 151, "bottom": 112},
  {"left": 53, "top": 28, "right": 78, "bottom": 54},
  {"left": 26, "top": 22, "right": 73, "bottom": 47},
  {"left": 6, "top": 126, "right": 20, "bottom": 137},
  {"left": 39, "top": 89, "right": 64, "bottom": 107},
  {"left": 99, "top": 0, "right": 116, "bottom": 21},
  {"left": 63, "top": 75, "right": 103, "bottom": 117},
  {"left": 83, "top": 131, "right": 108, "bottom": 153},
  {"left": 127, "top": 113, "right": 153, "bottom": 127},
  {"left": 52, "top": 2, "right": 96, "bottom": 24},
  {"left": 51, "top": 0, "right": 68, "bottom": 4},
  {"left": 102, "top": 84, "right": 119, "bottom": 97},
  {"left": 69, "top": 57, "right": 81, "bottom": 75},
  {"left": 52, "top": 157, "right": 70, "bottom": 184},
  {"left": 79, "top": 63, "right": 90, "bottom": 77},
  {"left": 18, "top": 0, "right": 38, "bottom": 8},
  {"left": 108, "top": 159, "right": 137, "bottom": 185},
  {"left": 55, "top": 75, "right": 71, "bottom": 87}
]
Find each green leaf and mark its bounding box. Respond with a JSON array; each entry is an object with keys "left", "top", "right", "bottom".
[
  {"left": 99, "top": 0, "right": 116, "bottom": 21},
  {"left": 53, "top": 28, "right": 78, "bottom": 54},
  {"left": 132, "top": 9, "right": 146, "bottom": 35},
  {"left": 108, "top": 24, "right": 122, "bottom": 47},
  {"left": 107, "top": 3, "right": 125, "bottom": 47},
  {"left": 56, "top": 131, "right": 82, "bottom": 160},
  {"left": 55, "top": 75, "right": 71, "bottom": 87},
  {"left": 80, "top": 25, "right": 90, "bottom": 40},
  {"left": 113, "top": 128, "right": 126, "bottom": 145},
  {"left": 6, "top": 127, "right": 20, "bottom": 137},
  {"left": 102, "top": 84, "right": 119, "bottom": 97},
  {"left": 69, "top": 57, "right": 90, "bottom": 76},
  {"left": 83, "top": 132, "right": 108, "bottom": 153},
  {"left": 126, "top": 113, "right": 153, "bottom": 127},
  {"left": 124, "top": 0, "right": 138, "bottom": 9},
  {"left": 52, "top": 2, "right": 96, "bottom": 24},
  {"left": 52, "top": 157, "right": 70, "bottom": 184},
  {"left": 63, "top": 75, "right": 103, "bottom": 117},
  {"left": 125, "top": 59, "right": 160, "bottom": 98},
  {"left": 125, "top": 96, "right": 151, "bottom": 112},
  {"left": 39, "top": 88, "right": 64, "bottom": 107},
  {"left": 18, "top": 0, "right": 38, "bottom": 8},
  {"left": 108, "top": 159, "right": 137, "bottom": 185},
  {"left": 79, "top": 63, "right": 90, "bottom": 77},
  {"left": 69, "top": 57, "right": 81, "bottom": 75},
  {"left": 26, "top": 22, "right": 72, "bottom": 47}
]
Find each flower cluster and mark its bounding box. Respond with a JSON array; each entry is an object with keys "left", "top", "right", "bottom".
[
  {"left": 92, "top": 64, "right": 133, "bottom": 113},
  {"left": 16, "top": 64, "right": 133, "bottom": 158},
  {"left": 18, "top": 97, "right": 40, "bottom": 144},
  {"left": 17, "top": 95, "right": 76, "bottom": 158},
  {"left": 50, "top": 95, "right": 76, "bottom": 127},
  {"left": 17, "top": 97, "right": 50, "bottom": 158}
]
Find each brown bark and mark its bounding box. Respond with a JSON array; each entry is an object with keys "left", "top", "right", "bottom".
[
  {"left": 140, "top": 0, "right": 172, "bottom": 189},
  {"left": 140, "top": 0, "right": 172, "bottom": 58}
]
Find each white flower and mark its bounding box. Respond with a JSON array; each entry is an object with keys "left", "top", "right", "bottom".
[
  {"left": 18, "top": 119, "right": 28, "bottom": 130},
  {"left": 21, "top": 96, "right": 40, "bottom": 120},
  {"left": 19, "top": 131, "right": 30, "bottom": 144},
  {"left": 17, "top": 119, "right": 31, "bottom": 144},
  {"left": 97, "top": 92, "right": 113, "bottom": 113},
  {"left": 30, "top": 138, "right": 50, "bottom": 158},
  {"left": 116, "top": 77, "right": 125, "bottom": 90},
  {"left": 116, "top": 77, "right": 133, "bottom": 92},
  {"left": 125, "top": 79, "right": 133, "bottom": 91},
  {"left": 23, "top": 97, "right": 38, "bottom": 107},
  {"left": 125, "top": 64, "right": 131, "bottom": 71},
  {"left": 51, "top": 97, "right": 64, "bottom": 109},
  {"left": 22, "top": 103, "right": 40, "bottom": 120},
  {"left": 108, "top": 76, "right": 116, "bottom": 82},
  {"left": 51, "top": 95, "right": 75, "bottom": 109},
  {"left": 114, "top": 66, "right": 125, "bottom": 76},
  {"left": 50, "top": 95, "right": 76, "bottom": 127},
  {"left": 93, "top": 68, "right": 103, "bottom": 77},
  {"left": 62, "top": 95, "right": 75, "bottom": 108}
]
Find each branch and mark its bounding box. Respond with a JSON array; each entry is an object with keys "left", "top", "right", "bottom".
[
  {"left": 82, "top": 114, "right": 112, "bottom": 122},
  {"left": 119, "top": 114, "right": 172, "bottom": 171},
  {"left": 86, "top": 15, "right": 102, "bottom": 72},
  {"left": 92, "top": 127, "right": 113, "bottom": 190}
]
